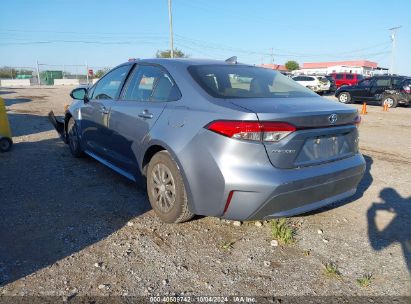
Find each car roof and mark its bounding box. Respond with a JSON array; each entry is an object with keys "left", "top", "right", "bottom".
[
  {"left": 372, "top": 75, "right": 406, "bottom": 78},
  {"left": 129, "top": 58, "right": 254, "bottom": 68}
]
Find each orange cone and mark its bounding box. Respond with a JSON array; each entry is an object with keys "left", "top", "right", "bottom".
[
  {"left": 382, "top": 101, "right": 389, "bottom": 112},
  {"left": 360, "top": 102, "right": 367, "bottom": 115}
]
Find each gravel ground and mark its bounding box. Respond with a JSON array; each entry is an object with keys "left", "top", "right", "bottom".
[{"left": 0, "top": 87, "right": 410, "bottom": 298}]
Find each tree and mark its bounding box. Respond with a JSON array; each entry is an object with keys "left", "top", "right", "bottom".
[
  {"left": 285, "top": 61, "right": 300, "bottom": 71},
  {"left": 94, "top": 68, "right": 110, "bottom": 79},
  {"left": 155, "top": 48, "right": 188, "bottom": 58}
]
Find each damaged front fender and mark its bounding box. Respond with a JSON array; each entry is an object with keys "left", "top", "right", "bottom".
[{"left": 48, "top": 111, "right": 68, "bottom": 143}]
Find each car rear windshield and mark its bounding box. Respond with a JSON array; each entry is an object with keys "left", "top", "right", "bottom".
[{"left": 188, "top": 65, "right": 317, "bottom": 99}]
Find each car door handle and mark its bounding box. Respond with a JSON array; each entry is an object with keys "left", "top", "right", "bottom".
[
  {"left": 99, "top": 106, "right": 109, "bottom": 114},
  {"left": 138, "top": 110, "right": 153, "bottom": 119}
]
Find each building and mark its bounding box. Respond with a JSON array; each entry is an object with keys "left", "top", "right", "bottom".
[
  {"left": 259, "top": 63, "right": 288, "bottom": 72},
  {"left": 295, "top": 60, "right": 388, "bottom": 76}
]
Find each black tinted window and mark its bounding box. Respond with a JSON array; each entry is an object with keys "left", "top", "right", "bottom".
[
  {"left": 189, "top": 65, "right": 317, "bottom": 99},
  {"left": 392, "top": 77, "right": 404, "bottom": 86},
  {"left": 375, "top": 78, "right": 390, "bottom": 87},
  {"left": 346, "top": 74, "right": 354, "bottom": 80},
  {"left": 358, "top": 79, "right": 372, "bottom": 86},
  {"left": 122, "top": 65, "right": 181, "bottom": 102},
  {"left": 92, "top": 65, "right": 131, "bottom": 100},
  {"left": 336, "top": 74, "right": 344, "bottom": 80}
]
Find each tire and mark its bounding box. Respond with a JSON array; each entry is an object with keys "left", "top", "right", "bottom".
[
  {"left": 147, "top": 151, "right": 194, "bottom": 223},
  {"left": 382, "top": 95, "right": 398, "bottom": 108},
  {"left": 338, "top": 92, "right": 351, "bottom": 104},
  {"left": 0, "top": 137, "right": 12, "bottom": 152},
  {"left": 67, "top": 117, "right": 84, "bottom": 157}
]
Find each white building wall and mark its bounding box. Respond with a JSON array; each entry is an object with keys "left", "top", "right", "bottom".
[
  {"left": 54, "top": 79, "right": 80, "bottom": 86},
  {"left": 0, "top": 79, "right": 31, "bottom": 87}
]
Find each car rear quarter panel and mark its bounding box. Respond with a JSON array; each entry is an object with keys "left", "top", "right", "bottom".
[{"left": 143, "top": 95, "right": 259, "bottom": 215}]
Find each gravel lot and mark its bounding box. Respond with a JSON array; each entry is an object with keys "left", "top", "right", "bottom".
[{"left": 0, "top": 86, "right": 410, "bottom": 298}]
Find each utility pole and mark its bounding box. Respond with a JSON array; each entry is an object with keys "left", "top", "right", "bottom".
[
  {"left": 389, "top": 26, "right": 401, "bottom": 74},
  {"left": 36, "top": 60, "right": 41, "bottom": 86},
  {"left": 270, "top": 48, "right": 274, "bottom": 64},
  {"left": 168, "top": 0, "right": 174, "bottom": 58},
  {"left": 85, "top": 61, "right": 89, "bottom": 84}
]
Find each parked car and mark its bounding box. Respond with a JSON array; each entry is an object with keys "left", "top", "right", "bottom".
[
  {"left": 331, "top": 73, "right": 364, "bottom": 88},
  {"left": 325, "top": 75, "right": 337, "bottom": 92},
  {"left": 335, "top": 75, "right": 411, "bottom": 108},
  {"left": 49, "top": 58, "right": 365, "bottom": 223},
  {"left": 292, "top": 75, "right": 330, "bottom": 95}
]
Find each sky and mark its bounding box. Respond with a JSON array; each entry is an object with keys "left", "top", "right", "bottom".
[{"left": 0, "top": 0, "right": 410, "bottom": 75}]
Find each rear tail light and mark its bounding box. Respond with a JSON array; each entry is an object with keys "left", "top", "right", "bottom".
[
  {"left": 206, "top": 120, "right": 296, "bottom": 142},
  {"left": 403, "top": 85, "right": 410, "bottom": 94}
]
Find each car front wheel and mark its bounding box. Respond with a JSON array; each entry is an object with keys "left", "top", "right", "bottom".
[
  {"left": 338, "top": 92, "right": 351, "bottom": 104},
  {"left": 147, "top": 151, "right": 194, "bottom": 223},
  {"left": 67, "top": 117, "right": 84, "bottom": 157},
  {"left": 382, "top": 95, "right": 398, "bottom": 108}
]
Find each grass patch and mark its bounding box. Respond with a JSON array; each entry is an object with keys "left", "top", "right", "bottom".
[
  {"left": 270, "top": 218, "right": 295, "bottom": 244},
  {"left": 220, "top": 241, "right": 235, "bottom": 251},
  {"left": 220, "top": 237, "right": 242, "bottom": 251},
  {"left": 323, "top": 262, "right": 341, "bottom": 277},
  {"left": 357, "top": 274, "right": 372, "bottom": 287},
  {"left": 302, "top": 249, "right": 311, "bottom": 256}
]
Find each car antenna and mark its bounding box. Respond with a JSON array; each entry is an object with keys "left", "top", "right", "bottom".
[{"left": 225, "top": 56, "right": 237, "bottom": 64}]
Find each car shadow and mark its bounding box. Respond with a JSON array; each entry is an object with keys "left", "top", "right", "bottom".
[
  {"left": 301, "top": 154, "right": 373, "bottom": 216},
  {"left": 367, "top": 188, "right": 411, "bottom": 276},
  {"left": 0, "top": 114, "right": 151, "bottom": 286}
]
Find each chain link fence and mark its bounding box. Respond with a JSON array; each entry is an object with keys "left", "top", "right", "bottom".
[{"left": 0, "top": 63, "right": 112, "bottom": 86}]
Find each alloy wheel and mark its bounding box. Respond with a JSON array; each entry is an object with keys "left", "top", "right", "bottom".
[
  {"left": 384, "top": 98, "right": 394, "bottom": 108},
  {"left": 151, "top": 163, "right": 176, "bottom": 213},
  {"left": 339, "top": 93, "right": 348, "bottom": 103}
]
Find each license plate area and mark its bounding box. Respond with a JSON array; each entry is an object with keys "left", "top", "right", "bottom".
[{"left": 294, "top": 133, "right": 354, "bottom": 166}]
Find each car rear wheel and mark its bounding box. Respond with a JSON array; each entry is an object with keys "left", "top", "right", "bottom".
[
  {"left": 382, "top": 95, "right": 398, "bottom": 108},
  {"left": 338, "top": 92, "right": 351, "bottom": 104},
  {"left": 67, "top": 117, "right": 84, "bottom": 157},
  {"left": 147, "top": 151, "right": 194, "bottom": 223}
]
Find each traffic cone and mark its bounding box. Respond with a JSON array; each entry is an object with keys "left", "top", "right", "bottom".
[
  {"left": 382, "top": 101, "right": 389, "bottom": 112},
  {"left": 360, "top": 102, "right": 367, "bottom": 115}
]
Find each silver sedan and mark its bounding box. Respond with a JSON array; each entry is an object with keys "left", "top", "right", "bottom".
[{"left": 49, "top": 58, "right": 365, "bottom": 223}]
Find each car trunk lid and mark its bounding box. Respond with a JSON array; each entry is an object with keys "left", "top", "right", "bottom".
[{"left": 229, "top": 97, "right": 360, "bottom": 169}]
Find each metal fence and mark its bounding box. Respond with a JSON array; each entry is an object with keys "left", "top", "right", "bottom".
[{"left": 0, "top": 63, "right": 112, "bottom": 85}]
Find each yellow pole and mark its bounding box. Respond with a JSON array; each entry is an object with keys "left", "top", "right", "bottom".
[{"left": 0, "top": 97, "right": 12, "bottom": 138}]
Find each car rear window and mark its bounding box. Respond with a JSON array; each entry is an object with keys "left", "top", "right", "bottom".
[{"left": 188, "top": 65, "right": 317, "bottom": 99}]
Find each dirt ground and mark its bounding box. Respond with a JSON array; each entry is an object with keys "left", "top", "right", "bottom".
[{"left": 0, "top": 86, "right": 410, "bottom": 299}]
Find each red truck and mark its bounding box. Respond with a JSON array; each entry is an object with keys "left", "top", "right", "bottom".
[{"left": 330, "top": 73, "right": 364, "bottom": 88}]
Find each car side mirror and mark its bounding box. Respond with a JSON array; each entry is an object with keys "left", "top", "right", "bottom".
[{"left": 70, "top": 87, "right": 88, "bottom": 102}]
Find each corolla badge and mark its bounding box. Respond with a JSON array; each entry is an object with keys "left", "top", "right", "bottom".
[{"left": 328, "top": 114, "right": 338, "bottom": 124}]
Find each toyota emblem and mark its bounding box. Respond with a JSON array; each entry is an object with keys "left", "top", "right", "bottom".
[{"left": 328, "top": 114, "right": 338, "bottom": 124}]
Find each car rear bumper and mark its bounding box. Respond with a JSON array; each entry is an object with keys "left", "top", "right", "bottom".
[{"left": 222, "top": 154, "right": 365, "bottom": 220}]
